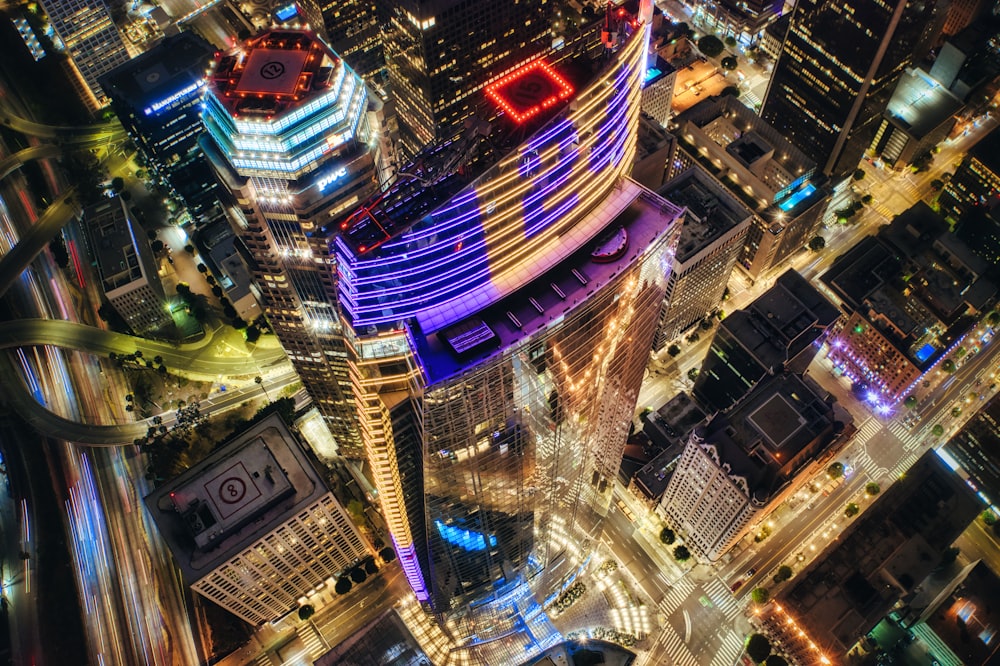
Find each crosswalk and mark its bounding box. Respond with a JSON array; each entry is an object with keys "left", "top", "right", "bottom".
[
  {"left": 651, "top": 627, "right": 701, "bottom": 666},
  {"left": 299, "top": 621, "right": 328, "bottom": 659},
  {"left": 703, "top": 578, "right": 743, "bottom": 621},
  {"left": 252, "top": 653, "right": 273, "bottom": 666},
  {"left": 886, "top": 421, "right": 925, "bottom": 450},
  {"left": 853, "top": 450, "right": 887, "bottom": 480},
  {"left": 891, "top": 451, "right": 920, "bottom": 478},
  {"left": 853, "top": 418, "right": 882, "bottom": 446},
  {"left": 711, "top": 630, "right": 746, "bottom": 666},
  {"left": 740, "top": 90, "right": 761, "bottom": 110},
  {"left": 658, "top": 576, "right": 697, "bottom": 615}
]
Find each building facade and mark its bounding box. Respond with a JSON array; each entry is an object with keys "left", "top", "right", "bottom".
[
  {"left": 657, "top": 373, "right": 845, "bottom": 562},
  {"left": 378, "top": 0, "right": 552, "bottom": 158},
  {"left": 145, "top": 414, "right": 370, "bottom": 625},
  {"left": 761, "top": 0, "right": 943, "bottom": 179},
  {"left": 671, "top": 95, "right": 829, "bottom": 280},
  {"left": 939, "top": 127, "right": 1000, "bottom": 223},
  {"left": 201, "top": 30, "right": 388, "bottom": 455},
  {"left": 85, "top": 196, "right": 170, "bottom": 334},
  {"left": 653, "top": 165, "right": 752, "bottom": 348},
  {"left": 100, "top": 32, "right": 222, "bottom": 222},
  {"left": 39, "top": 0, "right": 130, "bottom": 109}
]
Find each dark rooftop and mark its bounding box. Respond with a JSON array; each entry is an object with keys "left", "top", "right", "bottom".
[
  {"left": 658, "top": 167, "right": 752, "bottom": 263},
  {"left": 99, "top": 31, "right": 214, "bottom": 109}
]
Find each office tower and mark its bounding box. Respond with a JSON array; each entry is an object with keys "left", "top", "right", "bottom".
[
  {"left": 699, "top": 0, "right": 783, "bottom": 48},
  {"left": 870, "top": 68, "right": 962, "bottom": 169},
  {"left": 758, "top": 451, "right": 983, "bottom": 662},
  {"left": 100, "top": 32, "right": 222, "bottom": 222},
  {"left": 336, "top": 6, "right": 677, "bottom": 638},
  {"left": 379, "top": 0, "right": 552, "bottom": 158},
  {"left": 145, "top": 414, "right": 370, "bottom": 625},
  {"left": 39, "top": 0, "right": 130, "bottom": 109},
  {"left": 652, "top": 166, "right": 752, "bottom": 349},
  {"left": 641, "top": 55, "right": 676, "bottom": 128},
  {"left": 939, "top": 127, "right": 1000, "bottom": 223},
  {"left": 943, "top": 393, "right": 1000, "bottom": 506},
  {"left": 319, "top": 0, "right": 385, "bottom": 90},
  {"left": 693, "top": 270, "right": 839, "bottom": 413},
  {"left": 671, "top": 95, "right": 829, "bottom": 281},
  {"left": 657, "top": 373, "right": 845, "bottom": 561},
  {"left": 822, "top": 203, "right": 996, "bottom": 406},
  {"left": 200, "top": 29, "right": 388, "bottom": 455},
  {"left": 84, "top": 197, "right": 171, "bottom": 334},
  {"left": 761, "top": 0, "right": 942, "bottom": 179},
  {"left": 244, "top": 0, "right": 327, "bottom": 39},
  {"left": 942, "top": 0, "right": 988, "bottom": 37}
]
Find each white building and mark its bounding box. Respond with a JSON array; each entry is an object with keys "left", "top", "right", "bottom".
[
  {"left": 85, "top": 197, "right": 170, "bottom": 334},
  {"left": 145, "top": 414, "right": 371, "bottom": 625}
]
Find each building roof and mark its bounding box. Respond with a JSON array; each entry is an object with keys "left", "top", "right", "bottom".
[
  {"left": 315, "top": 609, "right": 430, "bottom": 666},
  {"left": 944, "top": 392, "right": 1000, "bottom": 504},
  {"left": 968, "top": 126, "right": 1000, "bottom": 176},
  {"left": 85, "top": 197, "right": 151, "bottom": 293},
  {"left": 410, "top": 179, "right": 684, "bottom": 385},
  {"left": 923, "top": 561, "right": 1000, "bottom": 666},
  {"left": 517, "top": 640, "right": 636, "bottom": 666},
  {"left": 144, "top": 414, "right": 330, "bottom": 584},
  {"left": 885, "top": 68, "right": 963, "bottom": 139},
  {"left": 658, "top": 167, "right": 753, "bottom": 264},
  {"left": 99, "top": 31, "right": 214, "bottom": 111},
  {"left": 208, "top": 30, "right": 342, "bottom": 118}
]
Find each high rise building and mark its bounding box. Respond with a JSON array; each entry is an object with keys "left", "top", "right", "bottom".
[
  {"left": 939, "top": 127, "right": 1000, "bottom": 223},
  {"left": 100, "top": 32, "right": 222, "bottom": 222},
  {"left": 759, "top": 451, "right": 983, "bottom": 661},
  {"left": 760, "top": 0, "right": 942, "bottom": 179},
  {"left": 653, "top": 165, "right": 752, "bottom": 349},
  {"left": 84, "top": 196, "right": 171, "bottom": 334},
  {"left": 692, "top": 270, "right": 839, "bottom": 414},
  {"left": 39, "top": 0, "right": 130, "bottom": 109},
  {"left": 670, "top": 95, "right": 830, "bottom": 281},
  {"left": 657, "top": 372, "right": 846, "bottom": 562},
  {"left": 942, "top": 392, "right": 1000, "bottom": 506},
  {"left": 200, "top": 29, "right": 389, "bottom": 455},
  {"left": 145, "top": 414, "right": 370, "bottom": 625},
  {"left": 378, "top": 0, "right": 552, "bottom": 158},
  {"left": 206, "top": 11, "right": 675, "bottom": 646},
  {"left": 319, "top": 0, "right": 385, "bottom": 91}
]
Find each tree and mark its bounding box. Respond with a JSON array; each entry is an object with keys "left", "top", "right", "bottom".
[
  {"left": 981, "top": 510, "right": 997, "bottom": 526},
  {"left": 660, "top": 527, "right": 676, "bottom": 545},
  {"left": 930, "top": 178, "right": 944, "bottom": 191},
  {"left": 379, "top": 546, "right": 396, "bottom": 563},
  {"left": 297, "top": 604, "right": 314, "bottom": 621},
  {"left": 49, "top": 236, "right": 70, "bottom": 268},
  {"left": 687, "top": 367, "right": 699, "bottom": 381},
  {"left": 667, "top": 344, "right": 681, "bottom": 357},
  {"left": 845, "top": 502, "right": 860, "bottom": 517},
  {"left": 349, "top": 567, "right": 367, "bottom": 584},
  {"left": 866, "top": 482, "right": 881, "bottom": 496},
  {"left": 698, "top": 35, "right": 725, "bottom": 57},
  {"left": 904, "top": 395, "right": 918, "bottom": 409},
  {"left": 724, "top": 36, "right": 737, "bottom": 47},
  {"left": 940, "top": 546, "right": 960, "bottom": 565},
  {"left": 852, "top": 168, "right": 865, "bottom": 181},
  {"left": 334, "top": 577, "right": 352, "bottom": 595},
  {"left": 861, "top": 194, "right": 873, "bottom": 205},
  {"left": 111, "top": 176, "right": 125, "bottom": 193},
  {"left": 750, "top": 587, "right": 769, "bottom": 604},
  {"left": 184, "top": 243, "right": 195, "bottom": 254},
  {"left": 196, "top": 263, "right": 208, "bottom": 273},
  {"left": 746, "top": 633, "right": 771, "bottom": 663},
  {"left": 932, "top": 424, "right": 945, "bottom": 437},
  {"left": 827, "top": 461, "right": 845, "bottom": 479},
  {"left": 245, "top": 324, "right": 261, "bottom": 343},
  {"left": 150, "top": 239, "right": 164, "bottom": 254},
  {"left": 721, "top": 85, "right": 740, "bottom": 98},
  {"left": 987, "top": 311, "right": 999, "bottom": 327},
  {"left": 721, "top": 56, "right": 737, "bottom": 70},
  {"left": 673, "top": 545, "right": 691, "bottom": 562},
  {"left": 363, "top": 558, "right": 378, "bottom": 575},
  {"left": 808, "top": 236, "right": 826, "bottom": 251},
  {"left": 764, "top": 656, "right": 789, "bottom": 666},
  {"left": 952, "top": 406, "right": 962, "bottom": 418},
  {"left": 773, "top": 565, "right": 793, "bottom": 583}
]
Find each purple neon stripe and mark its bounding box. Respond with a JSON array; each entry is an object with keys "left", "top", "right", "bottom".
[
  {"left": 391, "top": 534, "right": 429, "bottom": 601},
  {"left": 525, "top": 193, "right": 579, "bottom": 237}
]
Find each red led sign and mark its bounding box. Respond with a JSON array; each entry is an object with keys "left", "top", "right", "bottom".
[{"left": 485, "top": 60, "right": 574, "bottom": 124}]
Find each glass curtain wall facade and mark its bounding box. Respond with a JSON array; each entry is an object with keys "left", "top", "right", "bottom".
[
  {"left": 761, "top": 0, "right": 942, "bottom": 179},
  {"left": 201, "top": 30, "right": 385, "bottom": 455},
  {"left": 339, "top": 14, "right": 681, "bottom": 628},
  {"left": 379, "top": 0, "right": 553, "bottom": 158}
]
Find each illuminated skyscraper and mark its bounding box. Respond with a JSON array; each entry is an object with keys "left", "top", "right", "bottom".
[
  {"left": 39, "top": 0, "right": 130, "bottom": 109},
  {"left": 379, "top": 0, "right": 552, "bottom": 157},
  {"left": 206, "top": 12, "right": 680, "bottom": 649},
  {"left": 761, "top": 0, "right": 942, "bottom": 178},
  {"left": 201, "top": 30, "right": 389, "bottom": 454}
]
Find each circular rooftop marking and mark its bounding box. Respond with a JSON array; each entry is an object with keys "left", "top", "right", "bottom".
[
  {"left": 145, "top": 71, "right": 161, "bottom": 84},
  {"left": 260, "top": 61, "right": 285, "bottom": 79},
  {"left": 219, "top": 476, "right": 247, "bottom": 503}
]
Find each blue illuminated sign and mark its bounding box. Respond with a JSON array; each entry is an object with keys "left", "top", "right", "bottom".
[
  {"left": 435, "top": 520, "right": 497, "bottom": 552},
  {"left": 143, "top": 80, "right": 205, "bottom": 116},
  {"left": 317, "top": 166, "right": 347, "bottom": 191}
]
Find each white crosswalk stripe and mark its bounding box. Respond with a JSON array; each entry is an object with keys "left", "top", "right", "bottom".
[
  {"left": 886, "top": 421, "right": 924, "bottom": 449},
  {"left": 704, "top": 579, "right": 743, "bottom": 620},
  {"left": 892, "top": 451, "right": 920, "bottom": 478},
  {"left": 658, "top": 577, "right": 696, "bottom": 615},
  {"left": 853, "top": 418, "right": 881, "bottom": 445},
  {"left": 253, "top": 654, "right": 273, "bottom": 666},
  {"left": 741, "top": 91, "right": 761, "bottom": 109},
  {"left": 711, "top": 630, "right": 746, "bottom": 666},
  {"left": 854, "top": 450, "right": 884, "bottom": 479},
  {"left": 654, "top": 627, "right": 701, "bottom": 666},
  {"left": 300, "top": 623, "right": 326, "bottom": 658}
]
